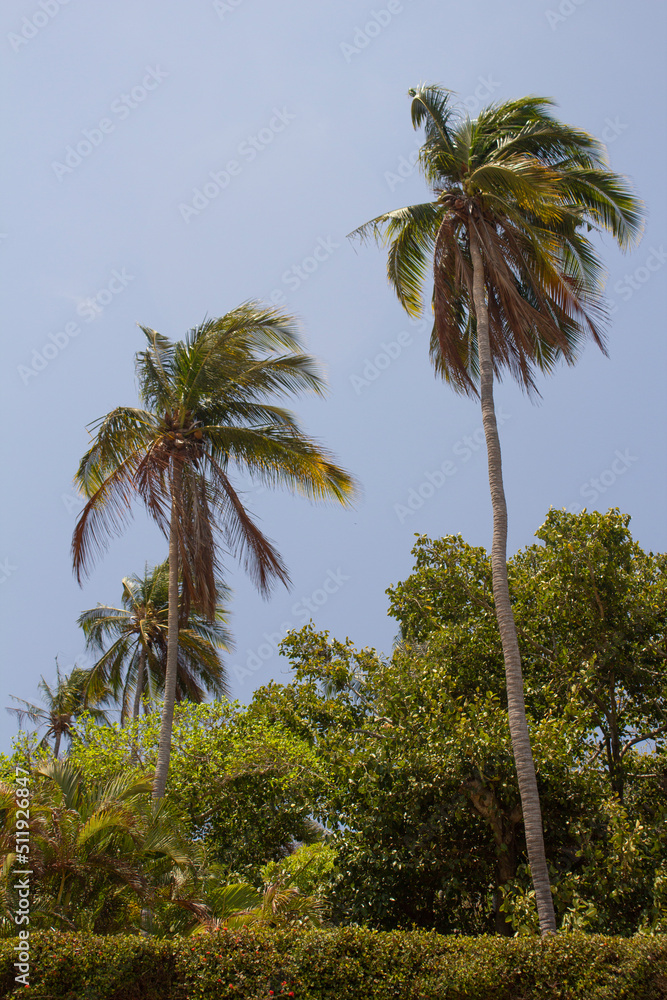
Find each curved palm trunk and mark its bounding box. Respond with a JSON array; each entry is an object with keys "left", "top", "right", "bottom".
[
  {"left": 53, "top": 730, "right": 62, "bottom": 760},
  {"left": 152, "top": 489, "right": 180, "bottom": 799},
  {"left": 470, "top": 227, "right": 557, "bottom": 935}
]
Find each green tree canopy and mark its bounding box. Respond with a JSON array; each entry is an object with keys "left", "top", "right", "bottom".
[
  {"left": 247, "top": 511, "right": 667, "bottom": 935},
  {"left": 66, "top": 701, "right": 325, "bottom": 882},
  {"left": 388, "top": 508, "right": 667, "bottom": 798}
]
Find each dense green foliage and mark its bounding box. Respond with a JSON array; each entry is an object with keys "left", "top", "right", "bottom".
[
  {"left": 248, "top": 510, "right": 667, "bottom": 936},
  {"left": 0, "top": 758, "right": 204, "bottom": 936},
  {"left": 0, "top": 738, "right": 327, "bottom": 938},
  {"left": 65, "top": 702, "right": 323, "bottom": 880},
  {"left": 390, "top": 509, "right": 667, "bottom": 791},
  {"left": 1, "top": 928, "right": 665, "bottom": 999},
  {"left": 2, "top": 509, "right": 665, "bottom": 943}
]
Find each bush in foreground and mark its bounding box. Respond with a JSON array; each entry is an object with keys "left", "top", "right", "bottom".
[{"left": 1, "top": 927, "right": 666, "bottom": 999}]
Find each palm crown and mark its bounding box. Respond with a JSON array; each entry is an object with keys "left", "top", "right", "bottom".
[
  {"left": 72, "top": 302, "right": 356, "bottom": 616},
  {"left": 78, "top": 561, "right": 232, "bottom": 720},
  {"left": 352, "top": 87, "right": 642, "bottom": 395},
  {"left": 7, "top": 664, "right": 109, "bottom": 758}
]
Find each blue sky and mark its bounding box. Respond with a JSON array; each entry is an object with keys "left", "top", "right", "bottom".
[{"left": 1, "top": 0, "right": 665, "bottom": 748}]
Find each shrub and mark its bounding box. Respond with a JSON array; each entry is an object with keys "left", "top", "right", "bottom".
[
  {"left": 0, "top": 933, "right": 177, "bottom": 999},
  {"left": 0, "top": 928, "right": 665, "bottom": 999}
]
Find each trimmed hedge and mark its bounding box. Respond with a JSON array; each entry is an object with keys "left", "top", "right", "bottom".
[{"left": 0, "top": 928, "right": 666, "bottom": 1000}]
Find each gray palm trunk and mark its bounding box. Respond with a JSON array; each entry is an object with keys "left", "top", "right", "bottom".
[
  {"left": 130, "top": 645, "right": 147, "bottom": 764},
  {"left": 152, "top": 490, "right": 180, "bottom": 799},
  {"left": 132, "top": 646, "right": 147, "bottom": 721},
  {"left": 469, "top": 226, "right": 557, "bottom": 935}
]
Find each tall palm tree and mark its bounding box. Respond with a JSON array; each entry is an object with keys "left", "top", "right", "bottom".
[
  {"left": 351, "top": 87, "right": 642, "bottom": 934},
  {"left": 6, "top": 663, "right": 109, "bottom": 758},
  {"left": 72, "top": 303, "right": 356, "bottom": 799},
  {"left": 78, "top": 561, "right": 232, "bottom": 724}
]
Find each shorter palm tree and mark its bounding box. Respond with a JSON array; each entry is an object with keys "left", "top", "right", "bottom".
[
  {"left": 78, "top": 562, "right": 232, "bottom": 723},
  {"left": 193, "top": 868, "right": 324, "bottom": 933},
  {"left": 241, "top": 874, "right": 324, "bottom": 928},
  {"left": 6, "top": 663, "right": 109, "bottom": 758},
  {"left": 0, "top": 760, "right": 206, "bottom": 934}
]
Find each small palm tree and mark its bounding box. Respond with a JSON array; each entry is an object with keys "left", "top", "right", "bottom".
[
  {"left": 194, "top": 869, "right": 323, "bottom": 933},
  {"left": 6, "top": 663, "right": 109, "bottom": 758},
  {"left": 78, "top": 561, "right": 232, "bottom": 724},
  {"left": 0, "top": 760, "right": 206, "bottom": 934},
  {"left": 351, "top": 87, "right": 642, "bottom": 933},
  {"left": 72, "top": 303, "right": 356, "bottom": 798}
]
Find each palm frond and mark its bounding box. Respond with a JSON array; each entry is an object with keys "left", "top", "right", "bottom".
[
  {"left": 75, "top": 408, "right": 157, "bottom": 497},
  {"left": 409, "top": 84, "right": 457, "bottom": 152},
  {"left": 205, "top": 459, "right": 289, "bottom": 598},
  {"left": 34, "top": 759, "right": 84, "bottom": 810},
  {"left": 558, "top": 168, "right": 644, "bottom": 249},
  {"left": 72, "top": 457, "right": 142, "bottom": 583},
  {"left": 136, "top": 327, "right": 177, "bottom": 413},
  {"left": 204, "top": 425, "right": 357, "bottom": 505}
]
